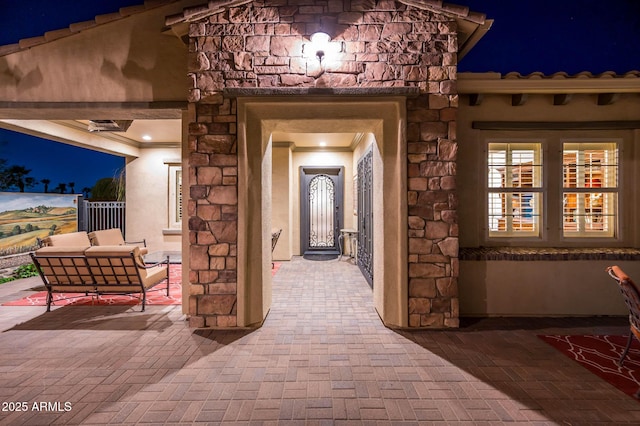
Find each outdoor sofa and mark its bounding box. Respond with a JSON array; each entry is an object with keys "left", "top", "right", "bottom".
[{"left": 30, "top": 245, "right": 169, "bottom": 312}]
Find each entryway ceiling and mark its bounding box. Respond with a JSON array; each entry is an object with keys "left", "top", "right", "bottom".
[{"left": 272, "top": 131, "right": 359, "bottom": 149}]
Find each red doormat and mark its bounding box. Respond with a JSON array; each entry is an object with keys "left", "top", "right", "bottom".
[
  {"left": 3, "top": 263, "right": 282, "bottom": 308},
  {"left": 539, "top": 334, "right": 640, "bottom": 399}
]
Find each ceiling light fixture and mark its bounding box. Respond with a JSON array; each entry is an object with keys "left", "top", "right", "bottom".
[
  {"left": 142, "top": 135, "right": 152, "bottom": 141},
  {"left": 88, "top": 120, "right": 133, "bottom": 132},
  {"left": 319, "top": 141, "right": 327, "bottom": 147}
]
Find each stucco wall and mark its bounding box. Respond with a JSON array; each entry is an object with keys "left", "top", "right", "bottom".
[
  {"left": 0, "top": 2, "right": 196, "bottom": 103},
  {"left": 460, "top": 260, "right": 633, "bottom": 317},
  {"left": 457, "top": 87, "right": 640, "bottom": 317},
  {"left": 271, "top": 146, "right": 293, "bottom": 260},
  {"left": 126, "top": 147, "right": 182, "bottom": 252}
]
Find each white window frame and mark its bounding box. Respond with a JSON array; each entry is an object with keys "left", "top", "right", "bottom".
[
  {"left": 486, "top": 141, "right": 544, "bottom": 239},
  {"left": 483, "top": 137, "right": 623, "bottom": 245},
  {"left": 561, "top": 140, "right": 619, "bottom": 240},
  {"left": 168, "top": 164, "right": 182, "bottom": 229}
]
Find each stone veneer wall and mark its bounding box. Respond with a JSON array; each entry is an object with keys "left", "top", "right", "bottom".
[{"left": 187, "top": 0, "right": 459, "bottom": 328}]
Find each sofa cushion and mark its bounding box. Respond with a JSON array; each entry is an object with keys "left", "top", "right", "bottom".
[
  {"left": 88, "top": 228, "right": 124, "bottom": 245},
  {"left": 88, "top": 228, "right": 148, "bottom": 255},
  {"left": 84, "top": 245, "right": 139, "bottom": 256},
  {"left": 35, "top": 246, "right": 89, "bottom": 256},
  {"left": 142, "top": 264, "right": 169, "bottom": 288},
  {"left": 43, "top": 231, "right": 91, "bottom": 247}
]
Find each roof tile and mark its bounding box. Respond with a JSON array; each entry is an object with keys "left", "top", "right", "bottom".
[
  {"left": 0, "top": 44, "right": 21, "bottom": 57},
  {"left": 465, "top": 11, "right": 486, "bottom": 24},
  {"left": 119, "top": 5, "right": 149, "bottom": 16},
  {"left": 440, "top": 3, "right": 470, "bottom": 17},
  {"left": 69, "top": 20, "right": 98, "bottom": 33},
  {"left": 502, "top": 70, "right": 640, "bottom": 79},
  {"left": 18, "top": 36, "right": 47, "bottom": 49},
  {"left": 94, "top": 12, "right": 125, "bottom": 25},
  {"left": 44, "top": 28, "right": 74, "bottom": 42}
]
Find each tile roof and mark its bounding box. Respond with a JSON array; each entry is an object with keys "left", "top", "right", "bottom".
[
  {"left": 165, "top": 0, "right": 251, "bottom": 25},
  {"left": 0, "top": 0, "right": 486, "bottom": 57},
  {"left": 458, "top": 70, "right": 640, "bottom": 96},
  {"left": 398, "top": 0, "right": 486, "bottom": 24},
  {"left": 502, "top": 71, "right": 640, "bottom": 79},
  {"left": 165, "top": 0, "right": 486, "bottom": 25},
  {"left": 0, "top": 0, "right": 174, "bottom": 57}
]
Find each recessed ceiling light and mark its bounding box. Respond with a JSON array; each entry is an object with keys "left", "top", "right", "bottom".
[
  {"left": 142, "top": 135, "right": 152, "bottom": 141},
  {"left": 319, "top": 141, "right": 326, "bottom": 147}
]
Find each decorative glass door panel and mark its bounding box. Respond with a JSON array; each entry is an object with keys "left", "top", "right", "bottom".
[
  {"left": 300, "top": 167, "right": 343, "bottom": 255},
  {"left": 309, "top": 175, "right": 336, "bottom": 248}
]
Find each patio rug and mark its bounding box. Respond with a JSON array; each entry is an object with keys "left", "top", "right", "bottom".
[
  {"left": 3, "top": 265, "right": 183, "bottom": 307},
  {"left": 3, "top": 263, "right": 282, "bottom": 307},
  {"left": 538, "top": 334, "right": 640, "bottom": 399}
]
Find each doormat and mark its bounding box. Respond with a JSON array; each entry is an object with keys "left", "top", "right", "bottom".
[
  {"left": 538, "top": 334, "right": 640, "bottom": 400},
  {"left": 303, "top": 254, "right": 339, "bottom": 261}
]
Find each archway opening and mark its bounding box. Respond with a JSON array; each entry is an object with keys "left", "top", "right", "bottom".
[{"left": 236, "top": 97, "right": 408, "bottom": 329}]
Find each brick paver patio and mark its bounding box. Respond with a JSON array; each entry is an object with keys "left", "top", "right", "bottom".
[{"left": 0, "top": 257, "right": 639, "bottom": 424}]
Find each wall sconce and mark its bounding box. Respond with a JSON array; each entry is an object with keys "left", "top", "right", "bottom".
[
  {"left": 304, "top": 31, "right": 343, "bottom": 64},
  {"left": 310, "top": 32, "right": 331, "bottom": 62}
]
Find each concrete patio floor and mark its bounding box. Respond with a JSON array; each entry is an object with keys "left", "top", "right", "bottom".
[{"left": 0, "top": 257, "right": 639, "bottom": 425}]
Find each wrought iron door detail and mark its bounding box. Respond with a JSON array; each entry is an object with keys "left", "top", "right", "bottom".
[
  {"left": 308, "top": 174, "right": 335, "bottom": 248},
  {"left": 300, "top": 167, "right": 343, "bottom": 255},
  {"left": 357, "top": 148, "right": 374, "bottom": 287}
]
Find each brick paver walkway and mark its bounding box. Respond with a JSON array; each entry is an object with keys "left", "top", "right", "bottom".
[{"left": 0, "top": 257, "right": 639, "bottom": 424}]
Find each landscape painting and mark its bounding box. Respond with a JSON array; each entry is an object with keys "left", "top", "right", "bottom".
[{"left": 0, "top": 192, "right": 79, "bottom": 256}]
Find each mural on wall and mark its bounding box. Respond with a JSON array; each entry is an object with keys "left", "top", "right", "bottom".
[{"left": 0, "top": 192, "right": 79, "bottom": 256}]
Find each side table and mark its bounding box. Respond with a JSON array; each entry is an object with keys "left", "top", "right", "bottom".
[{"left": 338, "top": 228, "right": 358, "bottom": 262}]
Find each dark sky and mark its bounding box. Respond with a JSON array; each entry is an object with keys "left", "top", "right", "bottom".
[
  {"left": 459, "top": 0, "right": 640, "bottom": 75},
  {"left": 0, "top": 0, "right": 638, "bottom": 193}
]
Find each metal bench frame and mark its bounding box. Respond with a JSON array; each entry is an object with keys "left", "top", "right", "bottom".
[{"left": 30, "top": 252, "right": 170, "bottom": 312}]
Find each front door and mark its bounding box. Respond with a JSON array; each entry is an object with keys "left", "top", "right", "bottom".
[{"left": 300, "top": 167, "right": 343, "bottom": 255}]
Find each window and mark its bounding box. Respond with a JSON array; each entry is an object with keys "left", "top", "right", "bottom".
[
  {"left": 486, "top": 140, "right": 620, "bottom": 241},
  {"left": 562, "top": 142, "right": 618, "bottom": 237},
  {"left": 168, "top": 165, "right": 182, "bottom": 229},
  {"left": 488, "top": 143, "right": 542, "bottom": 237}
]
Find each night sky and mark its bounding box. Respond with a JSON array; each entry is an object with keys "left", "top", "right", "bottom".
[{"left": 0, "top": 0, "right": 638, "bottom": 194}]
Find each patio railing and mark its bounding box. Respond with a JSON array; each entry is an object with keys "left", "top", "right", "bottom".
[{"left": 80, "top": 201, "right": 126, "bottom": 235}]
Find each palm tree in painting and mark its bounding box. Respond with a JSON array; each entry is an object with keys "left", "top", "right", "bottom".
[
  {"left": 2, "top": 165, "right": 33, "bottom": 192},
  {"left": 55, "top": 183, "right": 67, "bottom": 194},
  {"left": 41, "top": 178, "right": 50, "bottom": 193},
  {"left": 25, "top": 177, "right": 35, "bottom": 192},
  {"left": 68, "top": 182, "right": 75, "bottom": 194}
]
